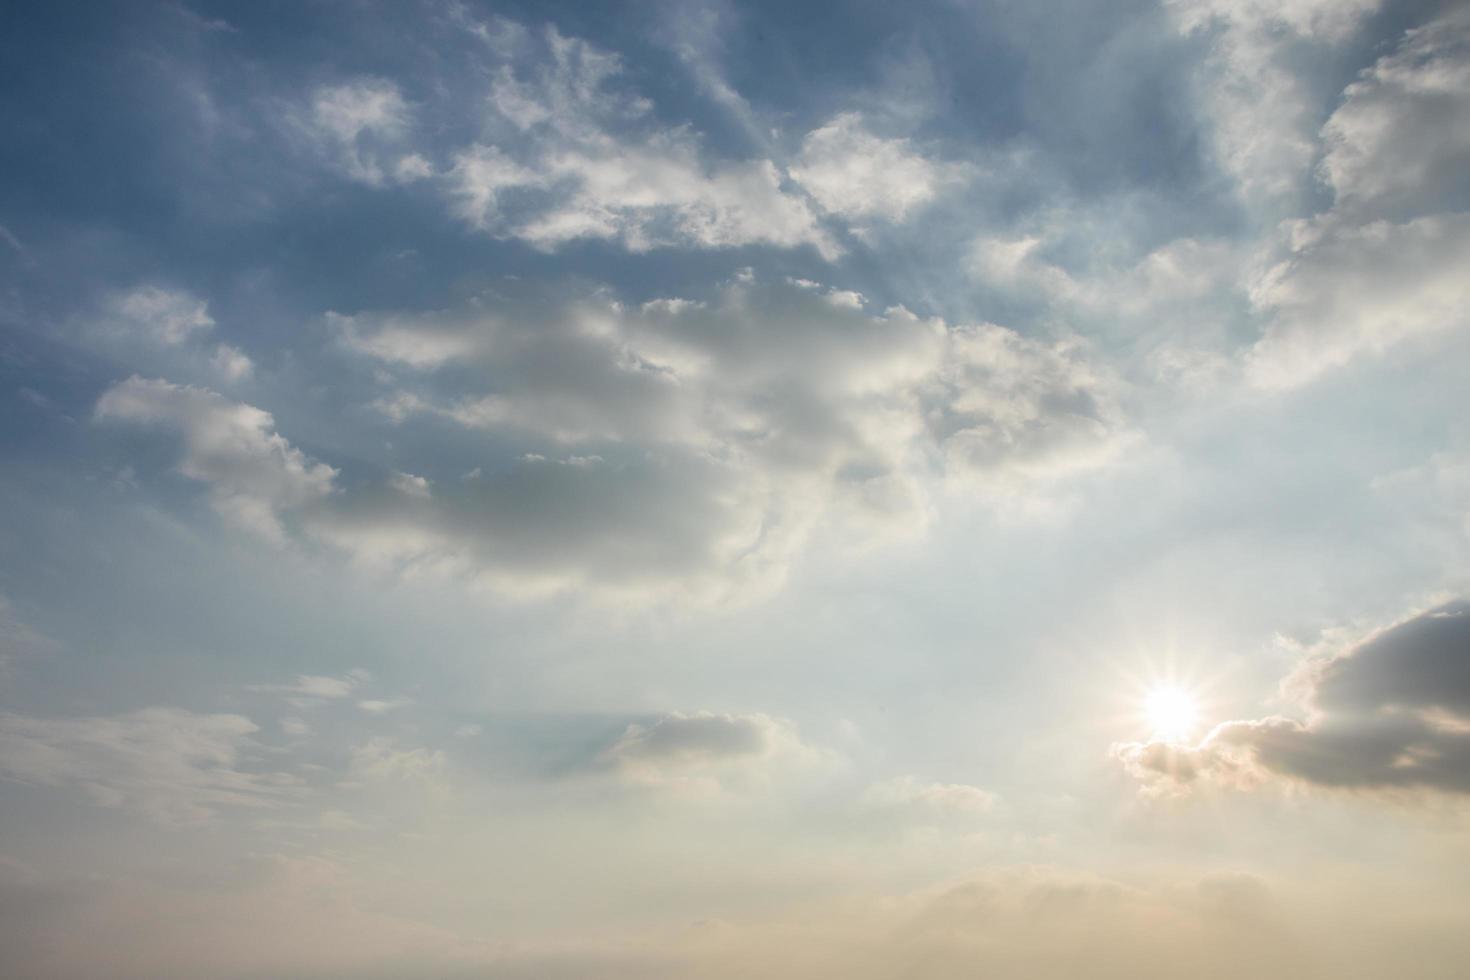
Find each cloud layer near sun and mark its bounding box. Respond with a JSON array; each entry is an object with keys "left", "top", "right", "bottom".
[{"left": 1117, "top": 602, "right": 1470, "bottom": 797}]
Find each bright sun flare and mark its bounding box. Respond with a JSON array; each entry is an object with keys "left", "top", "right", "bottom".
[{"left": 1144, "top": 686, "right": 1199, "bottom": 743}]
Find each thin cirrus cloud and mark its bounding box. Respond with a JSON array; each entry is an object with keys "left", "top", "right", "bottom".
[
  {"left": 0, "top": 707, "right": 297, "bottom": 826},
  {"left": 443, "top": 24, "right": 839, "bottom": 256}
]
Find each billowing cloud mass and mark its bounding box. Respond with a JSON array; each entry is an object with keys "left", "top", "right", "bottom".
[
  {"left": 95, "top": 377, "right": 337, "bottom": 542},
  {"left": 318, "top": 277, "right": 1124, "bottom": 596},
  {"left": 85, "top": 278, "right": 1127, "bottom": 600},
  {"left": 1246, "top": 7, "right": 1470, "bottom": 386},
  {"left": 1118, "top": 602, "right": 1470, "bottom": 796}
]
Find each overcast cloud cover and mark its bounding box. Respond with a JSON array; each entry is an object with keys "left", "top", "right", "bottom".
[{"left": 3, "top": 1, "right": 1470, "bottom": 977}]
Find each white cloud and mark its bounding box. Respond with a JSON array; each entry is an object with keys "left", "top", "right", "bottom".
[
  {"left": 95, "top": 377, "right": 337, "bottom": 542},
  {"left": 286, "top": 674, "right": 357, "bottom": 700},
  {"left": 863, "top": 775, "right": 997, "bottom": 814},
  {"left": 600, "top": 710, "right": 830, "bottom": 795},
  {"left": 1318, "top": 7, "right": 1470, "bottom": 219},
  {"left": 357, "top": 698, "right": 410, "bottom": 714},
  {"left": 101, "top": 285, "right": 214, "bottom": 346},
  {"left": 1167, "top": 0, "right": 1382, "bottom": 207},
  {"left": 1238, "top": 10, "right": 1470, "bottom": 387},
  {"left": 0, "top": 708, "right": 296, "bottom": 825},
  {"left": 100, "top": 289, "right": 1126, "bottom": 602},
  {"left": 321, "top": 277, "right": 1127, "bottom": 598},
  {"left": 443, "top": 26, "right": 837, "bottom": 258},
  {"left": 790, "top": 112, "right": 959, "bottom": 222},
  {"left": 389, "top": 471, "right": 432, "bottom": 499},
  {"left": 927, "top": 324, "right": 1132, "bottom": 484},
  {"left": 1246, "top": 214, "right": 1470, "bottom": 387},
  {"left": 211, "top": 343, "right": 254, "bottom": 382},
  {"left": 307, "top": 79, "right": 422, "bottom": 186},
  {"left": 346, "top": 736, "right": 447, "bottom": 785}
]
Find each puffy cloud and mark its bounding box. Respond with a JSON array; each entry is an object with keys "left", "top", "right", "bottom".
[
  {"left": 1167, "top": 0, "right": 1381, "bottom": 207},
  {"left": 99, "top": 285, "right": 214, "bottom": 346},
  {"left": 445, "top": 26, "right": 836, "bottom": 257},
  {"left": 1242, "top": 9, "right": 1470, "bottom": 387},
  {"left": 1117, "top": 602, "right": 1470, "bottom": 796},
  {"left": 210, "top": 343, "right": 253, "bottom": 382},
  {"left": 927, "top": 324, "right": 1130, "bottom": 484},
  {"left": 84, "top": 287, "right": 254, "bottom": 384},
  {"left": 789, "top": 112, "right": 960, "bottom": 222},
  {"left": 97, "top": 277, "right": 1127, "bottom": 602},
  {"left": 1245, "top": 213, "right": 1470, "bottom": 387},
  {"left": 599, "top": 710, "right": 827, "bottom": 793},
  {"left": 1319, "top": 7, "right": 1470, "bottom": 221},
  {"left": 95, "top": 377, "right": 337, "bottom": 542},
  {"left": 305, "top": 78, "right": 424, "bottom": 186},
  {"left": 0, "top": 708, "right": 296, "bottom": 825}
]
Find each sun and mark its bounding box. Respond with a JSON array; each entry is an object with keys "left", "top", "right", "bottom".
[{"left": 1144, "top": 685, "right": 1199, "bottom": 743}]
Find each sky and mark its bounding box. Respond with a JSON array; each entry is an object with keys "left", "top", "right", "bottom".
[{"left": 2, "top": 0, "right": 1470, "bottom": 976}]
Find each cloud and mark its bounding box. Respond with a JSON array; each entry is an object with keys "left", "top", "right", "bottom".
[
  {"left": 99, "top": 285, "right": 214, "bottom": 346},
  {"left": 1167, "top": 0, "right": 1381, "bottom": 206},
  {"left": 210, "top": 343, "right": 253, "bottom": 382},
  {"left": 357, "top": 698, "right": 411, "bottom": 714},
  {"left": 927, "top": 323, "right": 1131, "bottom": 484},
  {"left": 444, "top": 25, "right": 836, "bottom": 257},
  {"left": 95, "top": 377, "right": 337, "bottom": 543},
  {"left": 0, "top": 707, "right": 296, "bottom": 825},
  {"left": 319, "top": 276, "right": 1127, "bottom": 598},
  {"left": 600, "top": 711, "right": 829, "bottom": 794},
  {"left": 789, "top": 112, "right": 961, "bottom": 222},
  {"left": 1117, "top": 601, "right": 1470, "bottom": 796},
  {"left": 1243, "top": 9, "right": 1470, "bottom": 386},
  {"left": 0, "top": 596, "right": 54, "bottom": 690},
  {"left": 863, "top": 775, "right": 997, "bottom": 814},
  {"left": 98, "top": 278, "right": 1126, "bottom": 602},
  {"left": 82, "top": 287, "right": 254, "bottom": 384},
  {"left": 305, "top": 79, "right": 425, "bottom": 186},
  {"left": 346, "top": 736, "right": 447, "bottom": 785},
  {"left": 1318, "top": 7, "right": 1470, "bottom": 221},
  {"left": 1245, "top": 213, "right": 1470, "bottom": 387}
]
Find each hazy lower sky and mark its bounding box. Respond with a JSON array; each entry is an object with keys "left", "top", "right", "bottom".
[{"left": 3, "top": 1, "right": 1470, "bottom": 977}]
